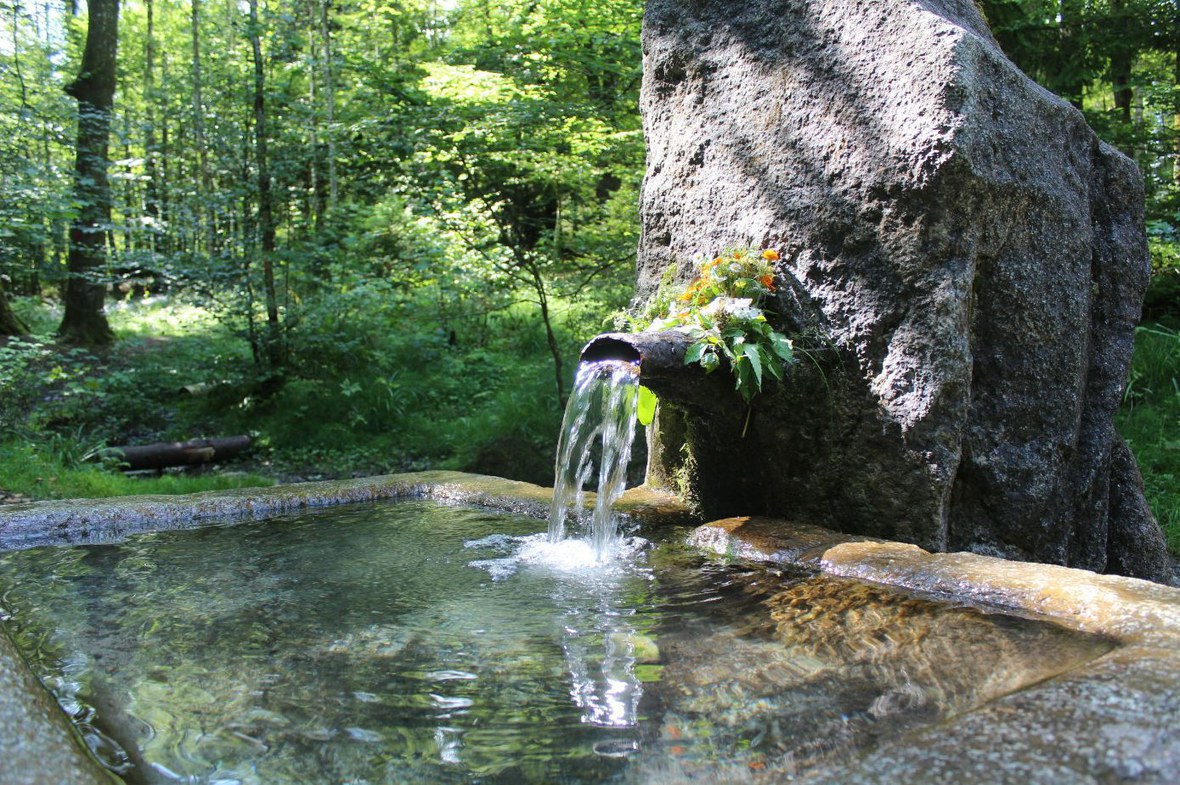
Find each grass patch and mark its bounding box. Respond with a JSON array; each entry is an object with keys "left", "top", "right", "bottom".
[
  {"left": 1118, "top": 324, "right": 1180, "bottom": 554},
  {"left": 1, "top": 290, "right": 615, "bottom": 498},
  {"left": 0, "top": 440, "right": 272, "bottom": 500}
]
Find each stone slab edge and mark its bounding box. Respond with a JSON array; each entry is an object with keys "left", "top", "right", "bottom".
[
  {"left": 690, "top": 516, "right": 1180, "bottom": 784},
  {"left": 0, "top": 626, "right": 120, "bottom": 785},
  {"left": 689, "top": 515, "right": 1180, "bottom": 646},
  {"left": 0, "top": 471, "right": 693, "bottom": 552}
]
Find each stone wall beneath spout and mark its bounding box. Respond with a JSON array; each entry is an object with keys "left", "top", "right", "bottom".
[{"left": 636, "top": 0, "right": 1171, "bottom": 581}]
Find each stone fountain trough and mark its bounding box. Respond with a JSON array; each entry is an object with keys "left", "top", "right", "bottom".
[{"left": 0, "top": 471, "right": 1176, "bottom": 784}]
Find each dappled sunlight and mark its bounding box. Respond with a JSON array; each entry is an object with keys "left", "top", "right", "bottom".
[
  {"left": 421, "top": 61, "right": 531, "bottom": 103},
  {"left": 107, "top": 297, "right": 226, "bottom": 341}
]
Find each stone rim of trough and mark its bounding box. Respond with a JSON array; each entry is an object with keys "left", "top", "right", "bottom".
[{"left": 1, "top": 470, "right": 1179, "bottom": 784}]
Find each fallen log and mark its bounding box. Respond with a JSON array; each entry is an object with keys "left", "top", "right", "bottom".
[{"left": 101, "top": 436, "right": 252, "bottom": 472}]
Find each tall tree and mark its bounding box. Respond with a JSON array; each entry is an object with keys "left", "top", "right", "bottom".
[
  {"left": 142, "top": 0, "right": 164, "bottom": 251},
  {"left": 190, "top": 0, "right": 214, "bottom": 255},
  {"left": 1109, "top": 0, "right": 1134, "bottom": 121},
  {"left": 317, "top": 0, "right": 339, "bottom": 214},
  {"left": 247, "top": 0, "right": 282, "bottom": 371},
  {"left": 59, "top": 0, "right": 119, "bottom": 346}
]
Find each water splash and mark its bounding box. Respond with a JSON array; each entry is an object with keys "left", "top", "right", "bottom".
[{"left": 548, "top": 360, "right": 640, "bottom": 561}]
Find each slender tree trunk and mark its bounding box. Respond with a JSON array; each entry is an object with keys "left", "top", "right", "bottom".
[
  {"left": 1057, "top": 0, "right": 1086, "bottom": 110},
  {"left": 143, "top": 0, "right": 163, "bottom": 254},
  {"left": 10, "top": 3, "right": 29, "bottom": 115},
  {"left": 528, "top": 260, "right": 564, "bottom": 403},
  {"left": 1174, "top": 30, "right": 1179, "bottom": 186},
  {"left": 305, "top": 38, "right": 322, "bottom": 234},
  {"left": 11, "top": 0, "right": 46, "bottom": 293},
  {"left": 158, "top": 46, "right": 172, "bottom": 255},
  {"left": 59, "top": 0, "right": 119, "bottom": 346},
  {"left": 1110, "top": 0, "right": 1133, "bottom": 122},
  {"left": 318, "top": 0, "right": 338, "bottom": 213},
  {"left": 119, "top": 109, "right": 134, "bottom": 257},
  {"left": 191, "top": 0, "right": 214, "bottom": 255},
  {"left": 248, "top": 0, "right": 282, "bottom": 371},
  {"left": 40, "top": 2, "right": 65, "bottom": 279}
]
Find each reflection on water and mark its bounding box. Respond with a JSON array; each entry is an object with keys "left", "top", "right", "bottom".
[
  {"left": 470, "top": 532, "right": 651, "bottom": 730},
  {"left": 0, "top": 501, "right": 1113, "bottom": 784}
]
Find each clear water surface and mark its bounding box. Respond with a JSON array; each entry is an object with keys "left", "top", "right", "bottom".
[{"left": 0, "top": 501, "right": 1112, "bottom": 784}]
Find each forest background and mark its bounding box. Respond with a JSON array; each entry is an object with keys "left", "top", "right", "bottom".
[{"left": 2, "top": 0, "right": 1180, "bottom": 554}]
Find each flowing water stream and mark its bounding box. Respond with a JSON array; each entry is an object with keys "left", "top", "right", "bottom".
[{"left": 548, "top": 360, "right": 640, "bottom": 561}]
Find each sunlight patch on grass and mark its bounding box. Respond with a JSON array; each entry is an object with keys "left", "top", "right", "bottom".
[
  {"left": 108, "top": 297, "right": 223, "bottom": 339},
  {"left": 0, "top": 441, "right": 273, "bottom": 501}
]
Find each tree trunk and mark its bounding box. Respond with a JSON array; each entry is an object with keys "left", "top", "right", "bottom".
[
  {"left": 1057, "top": 0, "right": 1086, "bottom": 110},
  {"left": 191, "top": 0, "right": 215, "bottom": 255},
  {"left": 318, "top": 0, "right": 338, "bottom": 213},
  {"left": 248, "top": 0, "right": 282, "bottom": 371},
  {"left": 0, "top": 283, "right": 27, "bottom": 337},
  {"left": 1110, "top": 0, "right": 1133, "bottom": 122},
  {"left": 142, "top": 0, "right": 163, "bottom": 253},
  {"left": 528, "top": 260, "right": 564, "bottom": 403},
  {"left": 305, "top": 30, "right": 322, "bottom": 234},
  {"left": 59, "top": 0, "right": 118, "bottom": 347},
  {"left": 11, "top": 0, "right": 46, "bottom": 293},
  {"left": 104, "top": 435, "right": 252, "bottom": 471}
]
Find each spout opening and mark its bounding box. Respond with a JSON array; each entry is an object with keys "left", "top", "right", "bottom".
[{"left": 580, "top": 334, "right": 642, "bottom": 365}]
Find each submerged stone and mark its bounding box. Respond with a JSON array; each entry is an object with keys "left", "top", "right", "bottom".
[{"left": 636, "top": 0, "right": 1169, "bottom": 580}]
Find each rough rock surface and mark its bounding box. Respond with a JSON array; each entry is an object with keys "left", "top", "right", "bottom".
[
  {"left": 0, "top": 629, "right": 117, "bottom": 784},
  {"left": 636, "top": 0, "right": 1170, "bottom": 579}
]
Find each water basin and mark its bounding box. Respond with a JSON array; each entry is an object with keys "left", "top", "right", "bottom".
[{"left": 0, "top": 499, "right": 1115, "bottom": 784}]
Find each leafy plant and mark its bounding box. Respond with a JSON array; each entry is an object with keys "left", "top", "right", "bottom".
[{"left": 647, "top": 248, "right": 795, "bottom": 405}]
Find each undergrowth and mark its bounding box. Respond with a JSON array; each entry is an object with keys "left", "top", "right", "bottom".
[
  {"left": 1, "top": 290, "right": 604, "bottom": 499},
  {"left": 1118, "top": 323, "right": 1180, "bottom": 554},
  {"left": 0, "top": 441, "right": 273, "bottom": 500}
]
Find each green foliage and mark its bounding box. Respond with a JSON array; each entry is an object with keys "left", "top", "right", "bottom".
[
  {"left": 647, "top": 249, "right": 795, "bottom": 405},
  {"left": 637, "top": 385, "right": 658, "bottom": 427},
  {"left": 0, "top": 285, "right": 611, "bottom": 496},
  {"left": 1123, "top": 324, "right": 1180, "bottom": 405},
  {"left": 978, "top": 0, "right": 1179, "bottom": 223},
  {"left": 0, "top": 440, "right": 272, "bottom": 500},
  {"left": 1118, "top": 323, "right": 1180, "bottom": 552}
]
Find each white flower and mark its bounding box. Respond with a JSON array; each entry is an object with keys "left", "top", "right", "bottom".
[{"left": 701, "top": 297, "right": 760, "bottom": 321}]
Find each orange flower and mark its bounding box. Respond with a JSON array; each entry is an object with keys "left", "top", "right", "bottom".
[
  {"left": 762, "top": 249, "right": 780, "bottom": 261},
  {"left": 759, "top": 274, "right": 776, "bottom": 291}
]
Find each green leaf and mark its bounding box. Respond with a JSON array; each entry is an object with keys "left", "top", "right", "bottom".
[
  {"left": 637, "top": 385, "right": 658, "bottom": 427},
  {"left": 684, "top": 341, "right": 706, "bottom": 365},
  {"left": 763, "top": 345, "right": 783, "bottom": 380},
  {"left": 770, "top": 332, "right": 794, "bottom": 362},
  {"left": 700, "top": 351, "right": 721, "bottom": 373},
  {"left": 735, "top": 361, "right": 756, "bottom": 402},
  {"left": 743, "top": 343, "right": 763, "bottom": 387}
]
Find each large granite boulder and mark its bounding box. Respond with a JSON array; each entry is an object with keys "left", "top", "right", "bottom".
[{"left": 636, "top": 0, "right": 1172, "bottom": 581}]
